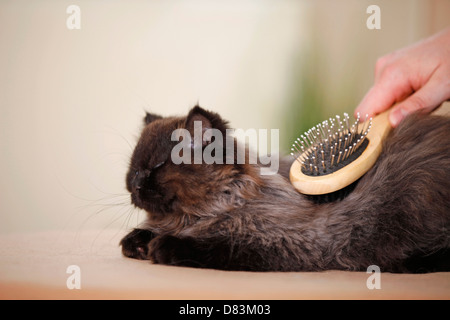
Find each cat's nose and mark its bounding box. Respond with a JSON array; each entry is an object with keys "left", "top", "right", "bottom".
[
  {"left": 132, "top": 178, "right": 144, "bottom": 192},
  {"left": 132, "top": 170, "right": 150, "bottom": 192},
  {"left": 132, "top": 174, "right": 144, "bottom": 192}
]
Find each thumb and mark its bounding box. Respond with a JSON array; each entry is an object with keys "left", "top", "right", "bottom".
[{"left": 389, "top": 74, "right": 449, "bottom": 127}]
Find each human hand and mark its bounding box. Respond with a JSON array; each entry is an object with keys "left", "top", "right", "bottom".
[{"left": 355, "top": 27, "right": 450, "bottom": 127}]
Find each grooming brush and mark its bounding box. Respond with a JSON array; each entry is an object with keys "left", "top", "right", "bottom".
[{"left": 289, "top": 110, "right": 391, "bottom": 196}]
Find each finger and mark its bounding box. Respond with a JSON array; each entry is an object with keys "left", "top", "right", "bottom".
[
  {"left": 354, "top": 86, "right": 393, "bottom": 119},
  {"left": 388, "top": 72, "right": 450, "bottom": 127},
  {"left": 354, "top": 73, "right": 411, "bottom": 120}
]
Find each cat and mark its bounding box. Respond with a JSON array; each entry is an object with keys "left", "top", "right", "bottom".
[{"left": 120, "top": 105, "right": 450, "bottom": 273}]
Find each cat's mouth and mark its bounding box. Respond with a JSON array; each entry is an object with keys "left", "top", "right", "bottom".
[
  {"left": 130, "top": 187, "right": 177, "bottom": 215},
  {"left": 130, "top": 189, "right": 162, "bottom": 213},
  {"left": 130, "top": 192, "right": 143, "bottom": 208}
]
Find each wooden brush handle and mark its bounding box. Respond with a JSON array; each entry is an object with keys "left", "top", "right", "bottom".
[{"left": 289, "top": 110, "right": 392, "bottom": 195}]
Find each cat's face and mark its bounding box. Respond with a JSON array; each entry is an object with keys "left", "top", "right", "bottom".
[{"left": 126, "top": 106, "right": 235, "bottom": 216}]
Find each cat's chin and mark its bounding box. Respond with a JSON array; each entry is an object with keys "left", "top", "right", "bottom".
[
  {"left": 130, "top": 193, "right": 141, "bottom": 207},
  {"left": 131, "top": 193, "right": 163, "bottom": 215},
  {"left": 130, "top": 193, "right": 150, "bottom": 211}
]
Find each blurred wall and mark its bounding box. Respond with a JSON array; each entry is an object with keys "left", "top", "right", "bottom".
[
  {"left": 282, "top": 0, "right": 450, "bottom": 145},
  {"left": 0, "top": 0, "right": 449, "bottom": 234}
]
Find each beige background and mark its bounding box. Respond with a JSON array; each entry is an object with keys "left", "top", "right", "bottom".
[{"left": 1, "top": 0, "right": 449, "bottom": 234}]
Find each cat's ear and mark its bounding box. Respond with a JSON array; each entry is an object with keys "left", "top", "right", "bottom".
[
  {"left": 144, "top": 112, "right": 163, "bottom": 125},
  {"left": 185, "top": 105, "right": 228, "bottom": 135}
]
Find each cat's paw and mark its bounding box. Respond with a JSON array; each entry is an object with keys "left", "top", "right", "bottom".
[
  {"left": 120, "top": 228, "right": 155, "bottom": 260},
  {"left": 148, "top": 235, "right": 203, "bottom": 267},
  {"left": 148, "top": 235, "right": 180, "bottom": 265}
]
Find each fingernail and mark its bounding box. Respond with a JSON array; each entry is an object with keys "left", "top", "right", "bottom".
[
  {"left": 389, "top": 108, "right": 407, "bottom": 127},
  {"left": 354, "top": 107, "right": 366, "bottom": 121}
]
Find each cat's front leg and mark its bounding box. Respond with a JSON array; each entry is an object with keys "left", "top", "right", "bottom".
[
  {"left": 148, "top": 235, "right": 217, "bottom": 268},
  {"left": 148, "top": 235, "right": 278, "bottom": 271},
  {"left": 120, "top": 228, "right": 155, "bottom": 260}
]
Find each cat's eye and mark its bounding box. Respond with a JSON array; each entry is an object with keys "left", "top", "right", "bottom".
[
  {"left": 153, "top": 161, "right": 165, "bottom": 169},
  {"left": 135, "top": 170, "right": 139, "bottom": 176}
]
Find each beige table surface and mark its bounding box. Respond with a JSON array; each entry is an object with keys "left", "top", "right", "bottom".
[{"left": 0, "top": 229, "right": 448, "bottom": 300}]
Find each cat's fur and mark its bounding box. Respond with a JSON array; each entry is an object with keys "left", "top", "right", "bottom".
[{"left": 120, "top": 106, "right": 450, "bottom": 273}]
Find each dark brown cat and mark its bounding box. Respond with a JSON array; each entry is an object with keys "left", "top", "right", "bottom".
[{"left": 120, "top": 106, "right": 450, "bottom": 273}]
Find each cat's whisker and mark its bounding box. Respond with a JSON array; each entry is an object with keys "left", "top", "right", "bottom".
[
  {"left": 75, "top": 194, "right": 130, "bottom": 211},
  {"left": 102, "top": 125, "right": 135, "bottom": 152},
  {"left": 68, "top": 190, "right": 135, "bottom": 239},
  {"left": 124, "top": 206, "right": 140, "bottom": 231},
  {"left": 90, "top": 204, "right": 140, "bottom": 252}
]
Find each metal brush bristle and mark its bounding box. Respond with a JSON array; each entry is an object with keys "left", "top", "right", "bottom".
[{"left": 290, "top": 112, "right": 372, "bottom": 176}]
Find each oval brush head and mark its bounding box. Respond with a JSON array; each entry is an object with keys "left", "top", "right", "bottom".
[{"left": 289, "top": 110, "right": 391, "bottom": 195}]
